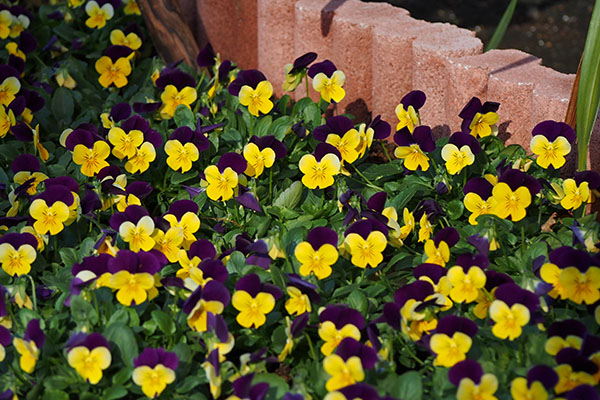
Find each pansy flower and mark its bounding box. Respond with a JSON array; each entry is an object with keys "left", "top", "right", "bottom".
[
  {"left": 489, "top": 283, "right": 538, "bottom": 340},
  {"left": 295, "top": 226, "right": 339, "bottom": 279},
  {"left": 283, "top": 52, "right": 317, "bottom": 92},
  {"left": 133, "top": 348, "right": 178, "bottom": 398},
  {"left": 0, "top": 232, "right": 37, "bottom": 276},
  {"left": 66, "top": 332, "right": 111, "bottom": 384},
  {"left": 29, "top": 185, "right": 74, "bottom": 235},
  {"left": 356, "top": 115, "right": 391, "bottom": 158},
  {"left": 110, "top": 29, "right": 142, "bottom": 51},
  {"left": 45, "top": 176, "right": 81, "bottom": 226},
  {"left": 123, "top": 0, "right": 141, "bottom": 14},
  {"left": 0, "top": 10, "right": 11, "bottom": 39},
  {"left": 13, "top": 319, "right": 45, "bottom": 373},
  {"left": 344, "top": 219, "right": 388, "bottom": 269},
  {"left": 559, "top": 178, "right": 591, "bottom": 211},
  {"left": 448, "top": 360, "right": 499, "bottom": 400},
  {"left": 472, "top": 269, "right": 512, "bottom": 319},
  {"left": 510, "top": 365, "right": 558, "bottom": 400},
  {"left": 243, "top": 135, "right": 286, "bottom": 178},
  {"left": 204, "top": 152, "right": 247, "bottom": 201},
  {"left": 463, "top": 177, "right": 494, "bottom": 225},
  {"left": 429, "top": 316, "right": 477, "bottom": 367},
  {"left": 459, "top": 97, "right": 500, "bottom": 138},
  {"left": 540, "top": 246, "right": 590, "bottom": 301},
  {"left": 165, "top": 126, "right": 209, "bottom": 173},
  {"left": 11, "top": 154, "right": 47, "bottom": 195},
  {"left": 95, "top": 45, "right": 133, "bottom": 89},
  {"left": 441, "top": 132, "right": 481, "bottom": 175},
  {"left": 108, "top": 126, "right": 143, "bottom": 160},
  {"left": 0, "top": 75, "right": 19, "bottom": 108},
  {"left": 313, "top": 116, "right": 362, "bottom": 165},
  {"left": 232, "top": 273, "right": 282, "bottom": 329},
  {"left": 85, "top": 1, "right": 113, "bottom": 29},
  {"left": 414, "top": 263, "right": 452, "bottom": 296},
  {"left": 324, "top": 383, "right": 383, "bottom": 400},
  {"left": 70, "top": 253, "right": 113, "bottom": 302},
  {"left": 176, "top": 238, "right": 217, "bottom": 280},
  {"left": 229, "top": 69, "right": 274, "bottom": 117},
  {"left": 299, "top": 143, "right": 341, "bottom": 189},
  {"left": 308, "top": 60, "right": 345, "bottom": 103},
  {"left": 447, "top": 253, "right": 489, "bottom": 303},
  {"left": 324, "top": 338, "right": 374, "bottom": 391},
  {"left": 491, "top": 168, "right": 540, "bottom": 222},
  {"left": 70, "top": 131, "right": 110, "bottom": 177},
  {"left": 107, "top": 250, "right": 163, "bottom": 306},
  {"left": 230, "top": 374, "right": 270, "bottom": 400},
  {"left": 395, "top": 90, "right": 425, "bottom": 133},
  {"left": 0, "top": 103, "right": 15, "bottom": 137},
  {"left": 157, "top": 69, "right": 197, "bottom": 118},
  {"left": 554, "top": 348, "right": 598, "bottom": 394},
  {"left": 202, "top": 349, "right": 223, "bottom": 398},
  {"left": 182, "top": 280, "right": 230, "bottom": 332},
  {"left": 278, "top": 313, "right": 309, "bottom": 362},
  {"left": 284, "top": 274, "right": 320, "bottom": 316},
  {"left": 183, "top": 257, "right": 228, "bottom": 293},
  {"left": 318, "top": 305, "right": 365, "bottom": 356},
  {"left": 101, "top": 102, "right": 131, "bottom": 129},
  {"left": 423, "top": 227, "right": 459, "bottom": 266},
  {"left": 530, "top": 120, "right": 575, "bottom": 169},
  {"left": 116, "top": 206, "right": 155, "bottom": 252},
  {"left": 233, "top": 233, "right": 272, "bottom": 269},
  {"left": 393, "top": 126, "right": 435, "bottom": 171},
  {"left": 162, "top": 200, "right": 200, "bottom": 249},
  {"left": 545, "top": 319, "right": 586, "bottom": 356}
]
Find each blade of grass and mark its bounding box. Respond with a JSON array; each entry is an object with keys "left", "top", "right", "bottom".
[
  {"left": 576, "top": 0, "right": 600, "bottom": 170},
  {"left": 485, "top": 0, "right": 518, "bottom": 52}
]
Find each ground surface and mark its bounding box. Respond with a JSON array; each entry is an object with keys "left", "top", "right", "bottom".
[{"left": 368, "top": 0, "right": 593, "bottom": 74}]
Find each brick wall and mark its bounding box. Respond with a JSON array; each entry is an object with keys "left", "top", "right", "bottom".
[{"left": 189, "top": 0, "right": 600, "bottom": 169}]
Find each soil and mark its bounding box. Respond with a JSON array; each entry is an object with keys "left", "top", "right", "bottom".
[{"left": 366, "top": 0, "right": 594, "bottom": 74}]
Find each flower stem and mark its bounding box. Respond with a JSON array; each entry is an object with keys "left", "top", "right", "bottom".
[
  {"left": 26, "top": 275, "right": 37, "bottom": 311},
  {"left": 381, "top": 141, "right": 392, "bottom": 163},
  {"left": 305, "top": 333, "right": 317, "bottom": 362}
]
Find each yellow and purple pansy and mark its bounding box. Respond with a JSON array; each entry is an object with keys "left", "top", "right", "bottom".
[
  {"left": 343, "top": 219, "right": 388, "bottom": 269},
  {"left": 243, "top": 135, "right": 287, "bottom": 178},
  {"left": 295, "top": 226, "right": 339, "bottom": 280},
  {"left": 423, "top": 227, "right": 459, "bottom": 267},
  {"left": 530, "top": 120, "right": 575, "bottom": 169},
  {"left": 13, "top": 318, "right": 44, "bottom": 374},
  {"left": 394, "top": 125, "right": 435, "bottom": 171},
  {"left": 29, "top": 185, "right": 74, "bottom": 235},
  {"left": 95, "top": 45, "right": 133, "bottom": 89},
  {"left": 203, "top": 152, "right": 247, "bottom": 202},
  {"left": 132, "top": 347, "right": 178, "bottom": 398},
  {"left": 165, "top": 125, "right": 210, "bottom": 173},
  {"left": 318, "top": 305, "right": 365, "bottom": 356},
  {"left": 324, "top": 337, "right": 378, "bottom": 391},
  {"left": 66, "top": 332, "right": 112, "bottom": 385},
  {"left": 284, "top": 273, "right": 320, "bottom": 316},
  {"left": 313, "top": 116, "right": 361, "bottom": 165},
  {"left": 0, "top": 232, "right": 37, "bottom": 276},
  {"left": 107, "top": 249, "right": 164, "bottom": 306},
  {"left": 459, "top": 97, "right": 500, "bottom": 138},
  {"left": 283, "top": 51, "right": 317, "bottom": 92},
  {"left": 441, "top": 131, "right": 481, "bottom": 175},
  {"left": 489, "top": 283, "right": 538, "bottom": 340},
  {"left": 394, "top": 90, "right": 426, "bottom": 133},
  {"left": 429, "top": 316, "right": 477, "bottom": 368},
  {"left": 176, "top": 238, "right": 217, "bottom": 280},
  {"left": 232, "top": 273, "right": 282, "bottom": 329},
  {"left": 449, "top": 360, "right": 499, "bottom": 400},
  {"left": 308, "top": 59, "right": 346, "bottom": 103},
  {"left": 182, "top": 280, "right": 230, "bottom": 332},
  {"left": 229, "top": 69, "right": 274, "bottom": 117},
  {"left": 463, "top": 177, "right": 494, "bottom": 225},
  {"left": 299, "top": 143, "right": 341, "bottom": 190},
  {"left": 155, "top": 68, "right": 197, "bottom": 119},
  {"left": 510, "top": 365, "right": 558, "bottom": 400},
  {"left": 11, "top": 153, "right": 48, "bottom": 197}
]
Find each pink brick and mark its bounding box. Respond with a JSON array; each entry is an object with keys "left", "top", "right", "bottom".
[
  {"left": 531, "top": 65, "right": 574, "bottom": 131},
  {"left": 294, "top": 0, "right": 334, "bottom": 100},
  {"left": 446, "top": 50, "right": 541, "bottom": 134},
  {"left": 330, "top": 0, "right": 409, "bottom": 122},
  {"left": 196, "top": 0, "right": 258, "bottom": 70},
  {"left": 412, "top": 23, "right": 483, "bottom": 135},
  {"left": 258, "top": 0, "right": 297, "bottom": 97},
  {"left": 372, "top": 16, "right": 429, "bottom": 129},
  {"left": 589, "top": 114, "right": 600, "bottom": 172}
]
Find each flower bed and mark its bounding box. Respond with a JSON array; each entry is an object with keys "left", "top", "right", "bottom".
[{"left": 0, "top": 1, "right": 599, "bottom": 399}]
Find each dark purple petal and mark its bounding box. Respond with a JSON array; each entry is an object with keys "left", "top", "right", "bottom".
[
  {"left": 319, "top": 304, "right": 365, "bottom": 330},
  {"left": 313, "top": 116, "right": 355, "bottom": 142},
  {"left": 169, "top": 126, "right": 194, "bottom": 143},
  {"left": 199, "top": 259, "right": 228, "bottom": 283},
  {"left": 367, "top": 192, "right": 387, "bottom": 213},
  {"left": 366, "top": 323, "right": 381, "bottom": 352},
  {"left": 218, "top": 60, "right": 233, "bottom": 83},
  {"left": 581, "top": 334, "right": 600, "bottom": 358},
  {"left": 291, "top": 52, "right": 318, "bottom": 74},
  {"left": 449, "top": 131, "right": 482, "bottom": 154},
  {"left": 307, "top": 60, "right": 337, "bottom": 78},
  {"left": 282, "top": 394, "right": 304, "bottom": 400},
  {"left": 494, "top": 283, "right": 539, "bottom": 313},
  {"left": 458, "top": 97, "right": 483, "bottom": 121},
  {"left": 467, "top": 235, "right": 490, "bottom": 257},
  {"left": 19, "top": 31, "right": 37, "bottom": 54},
  {"left": 0, "top": 65, "right": 19, "bottom": 81},
  {"left": 134, "top": 347, "right": 160, "bottom": 368},
  {"left": 235, "top": 274, "right": 262, "bottom": 297},
  {"left": 184, "top": 185, "right": 204, "bottom": 199},
  {"left": 566, "top": 385, "right": 599, "bottom": 400},
  {"left": 36, "top": 185, "right": 74, "bottom": 206},
  {"left": 532, "top": 120, "right": 576, "bottom": 143},
  {"left": 339, "top": 384, "right": 380, "bottom": 400},
  {"left": 83, "top": 333, "right": 110, "bottom": 350},
  {"left": 556, "top": 348, "right": 598, "bottom": 374},
  {"left": 498, "top": 169, "right": 541, "bottom": 194},
  {"left": 155, "top": 69, "right": 196, "bottom": 91},
  {"left": 8, "top": 96, "right": 25, "bottom": 116},
  {"left": 400, "top": 90, "right": 426, "bottom": 110},
  {"left": 196, "top": 43, "right": 216, "bottom": 68},
  {"left": 547, "top": 319, "right": 587, "bottom": 339},
  {"left": 65, "top": 332, "right": 87, "bottom": 352},
  {"left": 484, "top": 269, "right": 513, "bottom": 291},
  {"left": 236, "top": 192, "right": 262, "bottom": 212},
  {"left": 8, "top": 56, "right": 24, "bottom": 75},
  {"left": 336, "top": 337, "right": 378, "bottom": 369},
  {"left": 345, "top": 220, "right": 373, "bottom": 240},
  {"left": 110, "top": 103, "right": 131, "bottom": 122},
  {"left": 261, "top": 283, "right": 283, "bottom": 300},
  {"left": 125, "top": 181, "right": 153, "bottom": 198},
  {"left": 233, "top": 374, "right": 254, "bottom": 397},
  {"left": 413, "top": 263, "right": 446, "bottom": 284},
  {"left": 291, "top": 313, "right": 309, "bottom": 337},
  {"left": 413, "top": 126, "right": 435, "bottom": 152},
  {"left": 182, "top": 286, "right": 203, "bottom": 315},
  {"left": 414, "top": 199, "right": 445, "bottom": 221},
  {"left": 382, "top": 302, "right": 401, "bottom": 329},
  {"left": 25, "top": 319, "right": 45, "bottom": 349},
  {"left": 250, "top": 135, "right": 287, "bottom": 159},
  {"left": 228, "top": 70, "right": 267, "bottom": 96},
  {"left": 35, "top": 285, "right": 53, "bottom": 300},
  {"left": 11, "top": 123, "right": 33, "bottom": 142},
  {"left": 218, "top": 152, "right": 247, "bottom": 174},
  {"left": 435, "top": 315, "right": 478, "bottom": 337},
  {"left": 307, "top": 226, "right": 338, "bottom": 249},
  {"left": 369, "top": 115, "right": 391, "bottom": 140},
  {"left": 22, "top": 89, "right": 45, "bottom": 112},
  {"left": 314, "top": 143, "right": 341, "bottom": 161},
  {"left": 82, "top": 186, "right": 102, "bottom": 215},
  {"left": 167, "top": 200, "right": 198, "bottom": 220},
  {"left": 455, "top": 253, "right": 489, "bottom": 270},
  {"left": 45, "top": 176, "right": 79, "bottom": 194},
  {"left": 73, "top": 254, "right": 111, "bottom": 277},
  {"left": 0, "top": 326, "right": 11, "bottom": 347},
  {"left": 0, "top": 232, "right": 37, "bottom": 249},
  {"left": 65, "top": 128, "right": 94, "bottom": 151},
  {"left": 433, "top": 227, "right": 459, "bottom": 247},
  {"left": 574, "top": 170, "right": 600, "bottom": 190},
  {"left": 133, "top": 102, "right": 161, "bottom": 114},
  {"left": 463, "top": 177, "right": 493, "bottom": 199},
  {"left": 136, "top": 251, "right": 162, "bottom": 275},
  {"left": 292, "top": 120, "right": 307, "bottom": 138},
  {"left": 107, "top": 250, "right": 139, "bottom": 274},
  {"left": 526, "top": 365, "right": 558, "bottom": 389},
  {"left": 187, "top": 239, "right": 216, "bottom": 260},
  {"left": 287, "top": 274, "right": 320, "bottom": 303},
  {"left": 549, "top": 246, "right": 592, "bottom": 272},
  {"left": 393, "top": 128, "right": 413, "bottom": 146},
  {"left": 250, "top": 383, "right": 270, "bottom": 400},
  {"left": 104, "top": 45, "right": 133, "bottom": 63},
  {"left": 448, "top": 360, "right": 483, "bottom": 386},
  {"left": 393, "top": 280, "right": 434, "bottom": 307},
  {"left": 207, "top": 314, "right": 229, "bottom": 343}
]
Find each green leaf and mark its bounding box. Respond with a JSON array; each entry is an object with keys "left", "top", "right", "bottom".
[
  {"left": 226, "top": 251, "right": 247, "bottom": 275},
  {"left": 396, "top": 371, "right": 423, "bottom": 400},
  {"left": 270, "top": 116, "right": 292, "bottom": 140},
  {"left": 151, "top": 310, "right": 176, "bottom": 335},
  {"left": 347, "top": 291, "right": 368, "bottom": 314},
  {"left": 43, "top": 390, "right": 69, "bottom": 400},
  {"left": 252, "top": 373, "right": 290, "bottom": 400},
  {"left": 446, "top": 199, "right": 465, "bottom": 220},
  {"left": 255, "top": 115, "right": 272, "bottom": 137},
  {"left": 169, "top": 169, "right": 198, "bottom": 185},
  {"left": 174, "top": 104, "right": 196, "bottom": 128},
  {"left": 51, "top": 87, "right": 74, "bottom": 125},
  {"left": 269, "top": 264, "right": 287, "bottom": 289},
  {"left": 577, "top": 0, "right": 600, "bottom": 170},
  {"left": 485, "top": 0, "right": 518, "bottom": 51},
  {"left": 70, "top": 295, "right": 98, "bottom": 325},
  {"left": 104, "top": 323, "right": 138, "bottom": 367},
  {"left": 59, "top": 247, "right": 79, "bottom": 268},
  {"left": 102, "top": 386, "right": 128, "bottom": 400},
  {"left": 273, "top": 181, "right": 303, "bottom": 209}
]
